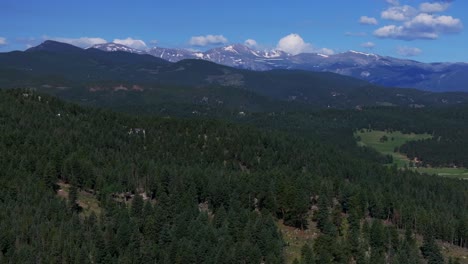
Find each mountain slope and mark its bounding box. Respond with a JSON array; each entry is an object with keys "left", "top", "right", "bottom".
[
  {"left": 2, "top": 40, "right": 468, "bottom": 111},
  {"left": 91, "top": 42, "right": 468, "bottom": 92}
]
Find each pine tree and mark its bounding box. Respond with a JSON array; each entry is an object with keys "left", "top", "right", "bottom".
[
  {"left": 421, "top": 232, "right": 444, "bottom": 264},
  {"left": 43, "top": 161, "right": 58, "bottom": 190},
  {"left": 301, "top": 243, "right": 315, "bottom": 264},
  {"left": 131, "top": 194, "right": 144, "bottom": 218},
  {"left": 68, "top": 184, "right": 80, "bottom": 212}
]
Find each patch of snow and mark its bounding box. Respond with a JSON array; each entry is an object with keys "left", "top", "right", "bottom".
[
  {"left": 349, "top": 50, "right": 377, "bottom": 57},
  {"left": 250, "top": 50, "right": 260, "bottom": 57},
  {"left": 263, "top": 50, "right": 283, "bottom": 58},
  {"left": 223, "top": 45, "right": 239, "bottom": 54}
]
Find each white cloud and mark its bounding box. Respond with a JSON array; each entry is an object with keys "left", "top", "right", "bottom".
[
  {"left": 189, "top": 35, "right": 228, "bottom": 46},
  {"left": 360, "top": 16, "right": 378, "bottom": 25},
  {"left": 386, "top": 0, "right": 400, "bottom": 6},
  {"left": 113, "top": 37, "right": 147, "bottom": 49},
  {"left": 361, "top": 42, "right": 376, "bottom": 49},
  {"left": 374, "top": 13, "right": 463, "bottom": 40},
  {"left": 276, "top": 33, "right": 334, "bottom": 55},
  {"left": 408, "top": 13, "right": 462, "bottom": 33},
  {"left": 244, "top": 39, "right": 258, "bottom": 48},
  {"left": 374, "top": 25, "right": 438, "bottom": 39},
  {"left": 317, "top": 48, "right": 335, "bottom": 56},
  {"left": 0, "top": 37, "right": 6, "bottom": 45},
  {"left": 47, "top": 36, "right": 107, "bottom": 48},
  {"left": 381, "top": 5, "right": 417, "bottom": 21},
  {"left": 419, "top": 2, "right": 450, "bottom": 13},
  {"left": 277, "top": 33, "right": 313, "bottom": 55},
  {"left": 397, "top": 46, "right": 422, "bottom": 57}
]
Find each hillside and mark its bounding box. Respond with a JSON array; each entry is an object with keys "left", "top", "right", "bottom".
[
  {"left": 1, "top": 41, "right": 468, "bottom": 111},
  {"left": 0, "top": 89, "right": 467, "bottom": 263}
]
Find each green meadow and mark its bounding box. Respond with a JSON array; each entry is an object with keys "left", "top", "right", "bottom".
[{"left": 355, "top": 130, "right": 468, "bottom": 179}]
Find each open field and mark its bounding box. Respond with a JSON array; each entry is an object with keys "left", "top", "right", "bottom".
[
  {"left": 416, "top": 167, "right": 468, "bottom": 179},
  {"left": 355, "top": 130, "right": 432, "bottom": 167},
  {"left": 355, "top": 130, "right": 468, "bottom": 179}
]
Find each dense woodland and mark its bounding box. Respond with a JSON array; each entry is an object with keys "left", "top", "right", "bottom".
[
  {"left": 236, "top": 106, "right": 468, "bottom": 169},
  {"left": 0, "top": 89, "right": 467, "bottom": 263}
]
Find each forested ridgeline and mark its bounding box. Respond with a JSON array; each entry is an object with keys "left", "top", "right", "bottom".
[{"left": 0, "top": 89, "right": 467, "bottom": 263}]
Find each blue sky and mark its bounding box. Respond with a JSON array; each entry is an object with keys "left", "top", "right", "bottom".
[{"left": 0, "top": 0, "right": 466, "bottom": 62}]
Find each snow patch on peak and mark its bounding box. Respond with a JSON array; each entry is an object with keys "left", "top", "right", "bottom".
[
  {"left": 263, "top": 49, "right": 286, "bottom": 58},
  {"left": 223, "top": 45, "right": 239, "bottom": 54},
  {"left": 349, "top": 50, "right": 377, "bottom": 57},
  {"left": 250, "top": 50, "right": 260, "bottom": 57},
  {"left": 318, "top": 54, "right": 329, "bottom": 58}
]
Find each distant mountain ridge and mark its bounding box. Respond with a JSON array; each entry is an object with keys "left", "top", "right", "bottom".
[
  {"left": 89, "top": 42, "right": 468, "bottom": 92},
  {"left": 1, "top": 40, "right": 468, "bottom": 112}
]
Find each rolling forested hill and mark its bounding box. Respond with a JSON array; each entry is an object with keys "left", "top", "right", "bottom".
[{"left": 1, "top": 89, "right": 467, "bottom": 263}]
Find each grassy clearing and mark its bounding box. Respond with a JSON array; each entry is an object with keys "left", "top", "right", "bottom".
[
  {"left": 354, "top": 129, "right": 468, "bottom": 179},
  {"left": 355, "top": 130, "right": 431, "bottom": 167},
  {"left": 355, "top": 130, "right": 468, "bottom": 179},
  {"left": 56, "top": 181, "right": 101, "bottom": 217},
  {"left": 416, "top": 167, "right": 468, "bottom": 179}
]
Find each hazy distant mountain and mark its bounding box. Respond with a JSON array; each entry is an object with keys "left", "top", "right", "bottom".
[
  {"left": 2, "top": 40, "right": 468, "bottom": 111},
  {"left": 90, "top": 42, "right": 468, "bottom": 92}
]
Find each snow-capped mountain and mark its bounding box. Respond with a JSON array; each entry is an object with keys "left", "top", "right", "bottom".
[
  {"left": 200, "top": 44, "right": 290, "bottom": 71},
  {"left": 90, "top": 43, "right": 146, "bottom": 54},
  {"left": 88, "top": 42, "right": 468, "bottom": 92},
  {"left": 146, "top": 47, "right": 196, "bottom": 62},
  {"left": 89, "top": 42, "right": 292, "bottom": 70}
]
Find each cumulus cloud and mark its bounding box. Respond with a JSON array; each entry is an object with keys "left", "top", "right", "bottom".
[
  {"left": 276, "top": 33, "right": 334, "bottom": 55},
  {"left": 113, "top": 37, "right": 147, "bottom": 49},
  {"left": 361, "top": 42, "right": 376, "bottom": 49},
  {"left": 0, "top": 37, "right": 7, "bottom": 45},
  {"left": 317, "top": 48, "right": 335, "bottom": 56},
  {"left": 374, "top": 13, "right": 463, "bottom": 40},
  {"left": 244, "top": 39, "right": 258, "bottom": 48},
  {"left": 360, "top": 16, "right": 378, "bottom": 25},
  {"left": 397, "top": 46, "right": 422, "bottom": 57},
  {"left": 277, "top": 34, "right": 313, "bottom": 55},
  {"left": 419, "top": 2, "right": 450, "bottom": 13},
  {"left": 381, "top": 5, "right": 418, "bottom": 21},
  {"left": 189, "top": 35, "right": 228, "bottom": 46},
  {"left": 46, "top": 36, "right": 107, "bottom": 48}
]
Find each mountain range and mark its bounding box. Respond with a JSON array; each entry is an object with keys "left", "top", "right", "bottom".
[
  {"left": 1, "top": 40, "right": 468, "bottom": 115},
  {"left": 89, "top": 42, "right": 468, "bottom": 92}
]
